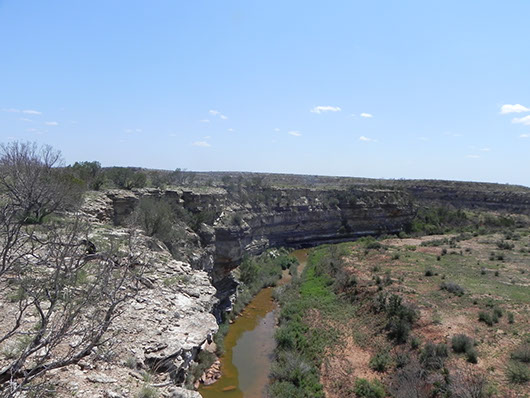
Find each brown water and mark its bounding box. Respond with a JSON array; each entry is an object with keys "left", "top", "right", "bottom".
[{"left": 199, "top": 249, "right": 308, "bottom": 398}]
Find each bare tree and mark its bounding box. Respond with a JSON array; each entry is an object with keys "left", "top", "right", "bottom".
[
  {"left": 0, "top": 142, "right": 83, "bottom": 224},
  {"left": 0, "top": 142, "right": 145, "bottom": 396},
  {"left": 0, "top": 216, "right": 144, "bottom": 396}
]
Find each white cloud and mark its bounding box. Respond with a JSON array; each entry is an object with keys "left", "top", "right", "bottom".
[
  {"left": 19, "top": 118, "right": 33, "bottom": 122},
  {"left": 274, "top": 128, "right": 280, "bottom": 132},
  {"left": 200, "top": 119, "right": 210, "bottom": 123},
  {"left": 310, "top": 105, "right": 341, "bottom": 114},
  {"left": 168, "top": 133, "right": 178, "bottom": 137},
  {"left": 209, "top": 110, "right": 228, "bottom": 120},
  {"left": 45, "top": 121, "right": 58, "bottom": 126},
  {"left": 360, "top": 113, "right": 373, "bottom": 118},
  {"left": 520, "top": 133, "right": 529, "bottom": 138},
  {"left": 359, "top": 135, "right": 376, "bottom": 142},
  {"left": 192, "top": 141, "right": 211, "bottom": 147},
  {"left": 227, "top": 128, "right": 235, "bottom": 132},
  {"left": 512, "top": 115, "right": 530, "bottom": 126},
  {"left": 418, "top": 136, "right": 429, "bottom": 141},
  {"left": 288, "top": 131, "right": 302, "bottom": 137},
  {"left": 466, "top": 154, "right": 480, "bottom": 159},
  {"left": 500, "top": 104, "right": 530, "bottom": 114},
  {"left": 2, "top": 108, "right": 42, "bottom": 115},
  {"left": 22, "top": 110, "right": 42, "bottom": 115},
  {"left": 480, "top": 147, "right": 491, "bottom": 152}
]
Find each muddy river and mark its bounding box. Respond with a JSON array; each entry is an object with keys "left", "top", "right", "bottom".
[{"left": 199, "top": 249, "right": 308, "bottom": 398}]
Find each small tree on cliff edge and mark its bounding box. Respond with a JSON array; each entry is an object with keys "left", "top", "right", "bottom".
[{"left": 0, "top": 141, "right": 84, "bottom": 224}]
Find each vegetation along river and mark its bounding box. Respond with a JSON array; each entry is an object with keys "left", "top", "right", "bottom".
[{"left": 199, "top": 249, "right": 308, "bottom": 398}]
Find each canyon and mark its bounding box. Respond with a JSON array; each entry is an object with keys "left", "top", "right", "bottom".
[{"left": 4, "top": 174, "right": 529, "bottom": 397}]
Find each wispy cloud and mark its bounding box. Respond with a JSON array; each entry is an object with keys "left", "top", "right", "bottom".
[
  {"left": 192, "top": 141, "right": 211, "bottom": 147},
  {"left": 19, "top": 118, "right": 33, "bottom": 122},
  {"left": 26, "top": 128, "right": 45, "bottom": 135},
  {"left": 418, "top": 136, "right": 429, "bottom": 141},
  {"left": 227, "top": 128, "right": 235, "bottom": 132},
  {"left": 199, "top": 119, "right": 210, "bottom": 123},
  {"left": 444, "top": 131, "right": 463, "bottom": 137},
  {"left": 209, "top": 109, "right": 228, "bottom": 120},
  {"left": 466, "top": 154, "right": 480, "bottom": 159},
  {"left": 359, "top": 135, "right": 376, "bottom": 142},
  {"left": 124, "top": 128, "right": 142, "bottom": 133},
  {"left": 520, "top": 133, "right": 529, "bottom": 138},
  {"left": 288, "top": 131, "right": 302, "bottom": 137},
  {"left": 274, "top": 128, "right": 280, "bottom": 132},
  {"left": 512, "top": 115, "right": 530, "bottom": 126},
  {"left": 2, "top": 108, "right": 42, "bottom": 115},
  {"left": 500, "top": 104, "right": 530, "bottom": 114},
  {"left": 310, "top": 105, "right": 341, "bottom": 114},
  {"left": 360, "top": 113, "right": 373, "bottom": 118},
  {"left": 45, "top": 121, "right": 58, "bottom": 126},
  {"left": 480, "top": 147, "right": 491, "bottom": 152}
]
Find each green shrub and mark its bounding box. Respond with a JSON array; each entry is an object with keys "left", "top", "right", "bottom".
[
  {"left": 506, "top": 361, "right": 530, "bottom": 384},
  {"left": 425, "top": 269, "right": 434, "bottom": 277},
  {"left": 493, "top": 306, "right": 503, "bottom": 319},
  {"left": 354, "top": 378, "right": 385, "bottom": 398},
  {"left": 410, "top": 335, "right": 421, "bottom": 350},
  {"left": 508, "top": 312, "right": 515, "bottom": 324},
  {"left": 511, "top": 344, "right": 530, "bottom": 363},
  {"left": 394, "top": 352, "right": 410, "bottom": 369},
  {"left": 452, "top": 334, "right": 474, "bottom": 354},
  {"left": 497, "top": 241, "right": 514, "bottom": 250},
  {"left": 478, "top": 311, "right": 494, "bottom": 326},
  {"left": 369, "top": 351, "right": 392, "bottom": 372},
  {"left": 435, "top": 343, "right": 449, "bottom": 358},
  {"left": 420, "top": 342, "right": 446, "bottom": 370},
  {"left": 131, "top": 197, "right": 174, "bottom": 238},
  {"left": 466, "top": 347, "right": 478, "bottom": 364},
  {"left": 440, "top": 282, "right": 465, "bottom": 296}
]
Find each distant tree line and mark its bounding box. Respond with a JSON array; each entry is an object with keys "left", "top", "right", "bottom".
[{"left": 67, "top": 161, "right": 196, "bottom": 191}]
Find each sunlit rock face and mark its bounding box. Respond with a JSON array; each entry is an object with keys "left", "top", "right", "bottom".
[{"left": 213, "top": 187, "right": 415, "bottom": 277}]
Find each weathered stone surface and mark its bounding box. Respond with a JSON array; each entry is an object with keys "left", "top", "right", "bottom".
[
  {"left": 87, "top": 374, "right": 117, "bottom": 384},
  {"left": 169, "top": 386, "right": 203, "bottom": 398}
]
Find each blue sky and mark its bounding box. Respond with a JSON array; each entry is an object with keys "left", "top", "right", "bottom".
[{"left": 1, "top": 1, "right": 529, "bottom": 186}]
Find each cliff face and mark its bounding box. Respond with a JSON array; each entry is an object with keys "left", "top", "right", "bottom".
[{"left": 213, "top": 187, "right": 414, "bottom": 278}]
